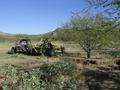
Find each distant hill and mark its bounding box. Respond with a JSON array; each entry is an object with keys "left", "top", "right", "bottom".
[
  {"left": 0, "top": 32, "right": 13, "bottom": 36},
  {"left": 0, "top": 31, "right": 42, "bottom": 42},
  {"left": 0, "top": 28, "right": 77, "bottom": 42},
  {"left": 41, "top": 28, "right": 78, "bottom": 41}
]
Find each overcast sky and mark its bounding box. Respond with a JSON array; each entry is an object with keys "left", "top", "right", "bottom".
[{"left": 0, "top": 0, "right": 89, "bottom": 34}]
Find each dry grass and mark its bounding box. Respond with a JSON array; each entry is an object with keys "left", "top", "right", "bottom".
[
  {"left": 0, "top": 42, "right": 60, "bottom": 69},
  {"left": 0, "top": 42, "right": 117, "bottom": 68}
]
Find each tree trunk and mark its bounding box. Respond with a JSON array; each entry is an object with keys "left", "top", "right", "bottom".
[{"left": 87, "top": 50, "right": 91, "bottom": 59}]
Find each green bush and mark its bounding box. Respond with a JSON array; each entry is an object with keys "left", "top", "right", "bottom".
[
  {"left": 101, "top": 51, "right": 120, "bottom": 58},
  {"left": 108, "top": 51, "right": 120, "bottom": 58},
  {"left": 1, "top": 60, "right": 80, "bottom": 90}
]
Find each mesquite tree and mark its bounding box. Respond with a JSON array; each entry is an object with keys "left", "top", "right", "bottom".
[{"left": 66, "top": 14, "right": 107, "bottom": 59}]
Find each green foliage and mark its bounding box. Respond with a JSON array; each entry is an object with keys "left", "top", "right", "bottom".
[
  {"left": 62, "top": 12, "right": 120, "bottom": 58},
  {"left": 102, "top": 50, "right": 120, "bottom": 58},
  {"left": 109, "top": 51, "right": 120, "bottom": 58},
  {"left": 53, "top": 29, "right": 78, "bottom": 41},
  {"left": 1, "top": 60, "right": 79, "bottom": 90},
  {"left": 40, "top": 60, "right": 76, "bottom": 79},
  {"left": 66, "top": 13, "right": 107, "bottom": 58}
]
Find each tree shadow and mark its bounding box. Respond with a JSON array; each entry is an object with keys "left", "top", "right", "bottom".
[{"left": 81, "top": 67, "right": 120, "bottom": 90}]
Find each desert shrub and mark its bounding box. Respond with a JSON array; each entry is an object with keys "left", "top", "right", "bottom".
[
  {"left": 2, "top": 65, "right": 45, "bottom": 90},
  {"left": 40, "top": 60, "right": 76, "bottom": 79},
  {"left": 108, "top": 51, "right": 120, "bottom": 58},
  {"left": 39, "top": 60, "right": 79, "bottom": 89},
  {"left": 101, "top": 50, "right": 120, "bottom": 58},
  {"left": 1, "top": 60, "right": 80, "bottom": 90}
]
